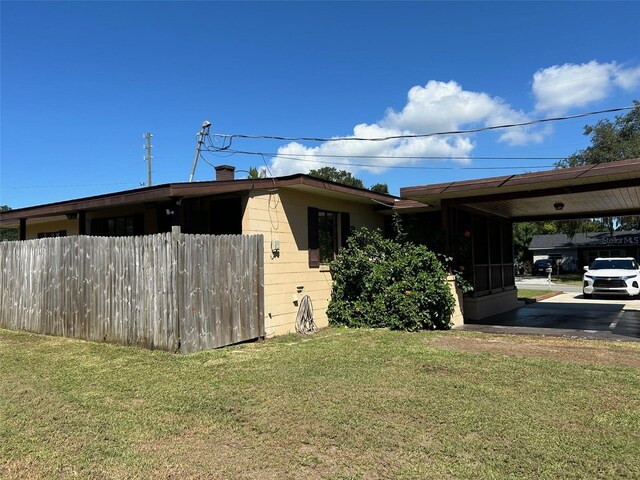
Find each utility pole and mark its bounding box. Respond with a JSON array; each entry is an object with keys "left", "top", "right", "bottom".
[
  {"left": 144, "top": 132, "right": 153, "bottom": 186},
  {"left": 189, "top": 120, "right": 212, "bottom": 182}
]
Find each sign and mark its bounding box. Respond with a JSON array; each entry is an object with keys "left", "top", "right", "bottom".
[{"left": 601, "top": 235, "right": 640, "bottom": 246}]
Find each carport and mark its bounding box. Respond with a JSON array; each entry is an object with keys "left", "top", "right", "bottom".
[{"left": 400, "top": 158, "right": 640, "bottom": 322}]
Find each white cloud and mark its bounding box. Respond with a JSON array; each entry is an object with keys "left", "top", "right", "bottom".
[
  {"left": 270, "top": 80, "right": 539, "bottom": 176},
  {"left": 533, "top": 61, "right": 640, "bottom": 113},
  {"left": 614, "top": 65, "right": 640, "bottom": 90},
  {"left": 270, "top": 62, "right": 640, "bottom": 177}
]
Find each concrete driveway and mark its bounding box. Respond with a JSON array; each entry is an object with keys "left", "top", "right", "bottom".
[{"left": 460, "top": 293, "right": 640, "bottom": 342}]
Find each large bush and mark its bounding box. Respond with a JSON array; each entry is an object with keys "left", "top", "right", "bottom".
[{"left": 327, "top": 228, "right": 455, "bottom": 331}]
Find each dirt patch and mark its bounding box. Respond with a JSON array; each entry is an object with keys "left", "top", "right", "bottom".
[
  {"left": 521, "top": 291, "right": 564, "bottom": 303},
  {"left": 429, "top": 334, "right": 640, "bottom": 368},
  {"left": 0, "top": 458, "right": 47, "bottom": 480},
  {"left": 135, "top": 427, "right": 363, "bottom": 479}
]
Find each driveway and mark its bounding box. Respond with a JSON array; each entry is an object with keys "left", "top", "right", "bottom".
[{"left": 459, "top": 293, "right": 640, "bottom": 342}]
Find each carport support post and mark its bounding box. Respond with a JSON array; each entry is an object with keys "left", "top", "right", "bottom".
[
  {"left": 19, "top": 218, "right": 26, "bottom": 240},
  {"left": 441, "top": 203, "right": 464, "bottom": 327},
  {"left": 441, "top": 202, "right": 452, "bottom": 258},
  {"left": 78, "top": 211, "right": 86, "bottom": 235},
  {"left": 447, "top": 275, "right": 465, "bottom": 327}
]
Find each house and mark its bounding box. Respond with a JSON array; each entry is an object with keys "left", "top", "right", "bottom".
[
  {"left": 5, "top": 157, "right": 639, "bottom": 332},
  {"left": 0, "top": 166, "right": 399, "bottom": 337},
  {"left": 529, "top": 230, "right": 640, "bottom": 271}
]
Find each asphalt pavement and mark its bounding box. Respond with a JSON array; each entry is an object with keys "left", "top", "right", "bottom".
[{"left": 459, "top": 291, "right": 640, "bottom": 342}]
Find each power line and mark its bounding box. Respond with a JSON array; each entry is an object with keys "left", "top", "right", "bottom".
[
  {"left": 201, "top": 148, "right": 554, "bottom": 171},
  {"left": 6, "top": 181, "right": 142, "bottom": 189},
  {"left": 203, "top": 147, "right": 565, "bottom": 161},
  {"left": 212, "top": 105, "right": 636, "bottom": 145}
]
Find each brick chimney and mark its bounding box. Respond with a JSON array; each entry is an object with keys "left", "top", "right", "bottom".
[{"left": 215, "top": 165, "right": 235, "bottom": 181}]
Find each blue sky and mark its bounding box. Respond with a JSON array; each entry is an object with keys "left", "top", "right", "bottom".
[{"left": 2, "top": 1, "right": 640, "bottom": 208}]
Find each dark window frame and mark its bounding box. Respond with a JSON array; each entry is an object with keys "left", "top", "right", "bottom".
[
  {"left": 90, "top": 213, "right": 144, "bottom": 237},
  {"left": 308, "top": 207, "right": 350, "bottom": 268},
  {"left": 37, "top": 230, "right": 67, "bottom": 238}
]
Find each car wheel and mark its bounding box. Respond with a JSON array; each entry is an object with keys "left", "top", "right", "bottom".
[{"left": 583, "top": 292, "right": 592, "bottom": 299}]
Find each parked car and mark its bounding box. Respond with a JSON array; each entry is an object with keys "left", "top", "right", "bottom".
[
  {"left": 582, "top": 257, "right": 640, "bottom": 299},
  {"left": 532, "top": 258, "right": 555, "bottom": 276}
]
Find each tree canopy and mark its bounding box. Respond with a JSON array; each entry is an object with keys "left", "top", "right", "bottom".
[
  {"left": 308, "top": 167, "right": 365, "bottom": 189},
  {"left": 370, "top": 183, "right": 389, "bottom": 194},
  {"left": 307, "top": 167, "right": 392, "bottom": 194},
  {"left": 556, "top": 100, "right": 640, "bottom": 168},
  {"left": 0, "top": 205, "right": 18, "bottom": 241}
]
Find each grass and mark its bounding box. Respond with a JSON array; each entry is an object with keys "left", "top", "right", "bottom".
[
  {"left": 1, "top": 327, "right": 639, "bottom": 479},
  {"left": 552, "top": 273, "right": 584, "bottom": 286},
  {"left": 517, "top": 288, "right": 559, "bottom": 302}
]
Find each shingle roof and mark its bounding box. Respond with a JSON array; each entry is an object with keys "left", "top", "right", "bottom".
[
  {"left": 0, "top": 174, "right": 400, "bottom": 226},
  {"left": 529, "top": 230, "right": 640, "bottom": 250}
]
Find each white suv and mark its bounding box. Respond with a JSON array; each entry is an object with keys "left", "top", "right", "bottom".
[{"left": 583, "top": 257, "right": 640, "bottom": 299}]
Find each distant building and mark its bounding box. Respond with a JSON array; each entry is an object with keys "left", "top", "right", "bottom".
[{"left": 529, "top": 230, "right": 640, "bottom": 272}]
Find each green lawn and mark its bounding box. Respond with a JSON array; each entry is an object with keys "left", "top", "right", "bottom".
[
  {"left": 552, "top": 273, "right": 584, "bottom": 286},
  {"left": 517, "top": 288, "right": 555, "bottom": 301},
  {"left": 1, "top": 327, "right": 639, "bottom": 479}
]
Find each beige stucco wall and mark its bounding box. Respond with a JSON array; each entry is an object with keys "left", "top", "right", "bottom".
[
  {"left": 463, "top": 289, "right": 520, "bottom": 321},
  {"left": 242, "top": 188, "right": 385, "bottom": 337},
  {"left": 24, "top": 206, "right": 156, "bottom": 239},
  {"left": 25, "top": 218, "right": 80, "bottom": 239}
]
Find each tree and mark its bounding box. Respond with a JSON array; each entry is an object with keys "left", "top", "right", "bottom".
[
  {"left": 308, "top": 167, "right": 365, "bottom": 189},
  {"left": 247, "top": 166, "right": 260, "bottom": 179},
  {"left": 0, "top": 205, "right": 18, "bottom": 241},
  {"left": 370, "top": 183, "right": 389, "bottom": 194},
  {"left": 247, "top": 166, "right": 268, "bottom": 178},
  {"left": 557, "top": 100, "right": 640, "bottom": 168}
]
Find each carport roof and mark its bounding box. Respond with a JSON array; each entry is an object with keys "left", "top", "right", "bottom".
[{"left": 400, "top": 158, "right": 640, "bottom": 221}]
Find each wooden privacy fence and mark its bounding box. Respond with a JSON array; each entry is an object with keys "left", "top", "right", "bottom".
[{"left": 0, "top": 232, "right": 264, "bottom": 353}]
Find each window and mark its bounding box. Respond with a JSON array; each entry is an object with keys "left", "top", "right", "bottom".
[
  {"left": 91, "top": 214, "right": 143, "bottom": 237},
  {"left": 318, "top": 210, "right": 338, "bottom": 263},
  {"left": 308, "top": 207, "right": 350, "bottom": 268},
  {"left": 37, "top": 230, "right": 66, "bottom": 238}
]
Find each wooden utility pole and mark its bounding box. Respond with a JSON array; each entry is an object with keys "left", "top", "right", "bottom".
[
  {"left": 144, "top": 132, "right": 153, "bottom": 186},
  {"left": 189, "top": 120, "right": 212, "bottom": 182}
]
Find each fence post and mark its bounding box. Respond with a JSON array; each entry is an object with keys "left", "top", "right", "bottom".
[
  {"left": 257, "top": 235, "right": 265, "bottom": 338},
  {"left": 171, "top": 226, "right": 181, "bottom": 352}
]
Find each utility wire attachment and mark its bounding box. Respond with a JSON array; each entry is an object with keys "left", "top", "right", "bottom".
[{"left": 189, "top": 120, "right": 212, "bottom": 182}]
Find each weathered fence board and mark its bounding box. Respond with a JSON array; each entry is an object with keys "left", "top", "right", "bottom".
[{"left": 0, "top": 232, "right": 264, "bottom": 353}]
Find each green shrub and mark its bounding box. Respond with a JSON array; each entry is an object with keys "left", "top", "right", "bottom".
[{"left": 327, "top": 228, "right": 455, "bottom": 331}]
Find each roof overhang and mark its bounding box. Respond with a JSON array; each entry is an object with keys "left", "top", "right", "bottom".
[
  {"left": 400, "top": 158, "right": 640, "bottom": 221},
  {"left": 0, "top": 174, "right": 399, "bottom": 227}
]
